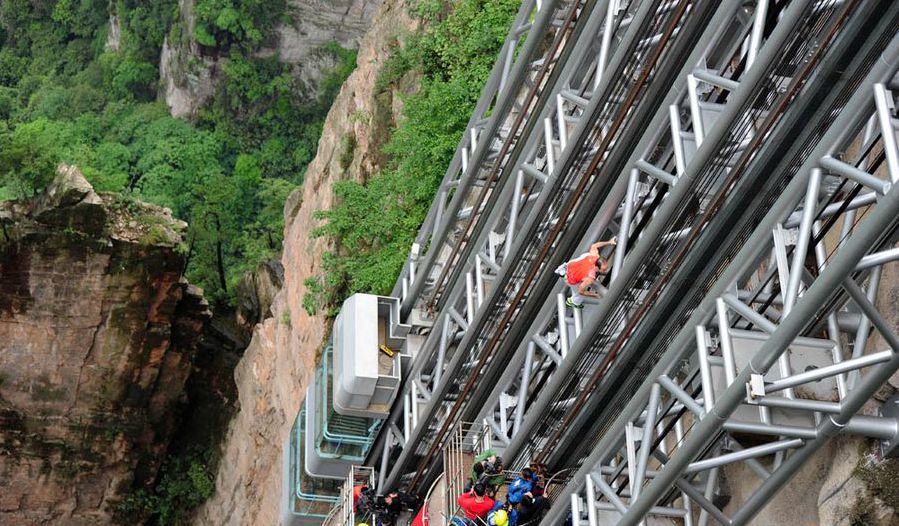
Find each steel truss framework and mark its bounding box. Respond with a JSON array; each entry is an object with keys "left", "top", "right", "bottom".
[
  {"left": 375, "top": 0, "right": 743, "bottom": 489},
  {"left": 376, "top": 0, "right": 649, "bottom": 489},
  {"left": 366, "top": 2, "right": 899, "bottom": 523},
  {"left": 551, "top": 63, "right": 899, "bottom": 526}
]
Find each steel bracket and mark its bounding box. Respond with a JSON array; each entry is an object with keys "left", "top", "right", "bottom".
[{"left": 879, "top": 394, "right": 899, "bottom": 458}]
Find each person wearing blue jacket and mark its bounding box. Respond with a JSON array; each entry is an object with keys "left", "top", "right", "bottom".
[{"left": 506, "top": 468, "right": 536, "bottom": 505}]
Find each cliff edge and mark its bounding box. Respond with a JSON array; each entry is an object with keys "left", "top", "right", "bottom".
[{"left": 0, "top": 166, "right": 212, "bottom": 524}]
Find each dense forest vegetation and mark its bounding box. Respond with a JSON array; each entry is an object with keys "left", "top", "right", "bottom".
[
  {"left": 305, "top": 0, "right": 520, "bottom": 315},
  {"left": 0, "top": 0, "right": 353, "bottom": 306}
]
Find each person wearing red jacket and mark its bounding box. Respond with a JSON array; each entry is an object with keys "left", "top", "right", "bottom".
[
  {"left": 457, "top": 484, "right": 496, "bottom": 522},
  {"left": 557, "top": 238, "right": 616, "bottom": 309}
]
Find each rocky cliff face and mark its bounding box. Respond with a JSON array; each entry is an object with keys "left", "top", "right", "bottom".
[
  {"left": 196, "top": 0, "right": 417, "bottom": 522},
  {"left": 160, "top": 0, "right": 380, "bottom": 119},
  {"left": 0, "top": 166, "right": 212, "bottom": 524}
]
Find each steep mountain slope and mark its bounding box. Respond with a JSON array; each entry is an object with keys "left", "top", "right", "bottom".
[{"left": 195, "top": 0, "right": 418, "bottom": 522}]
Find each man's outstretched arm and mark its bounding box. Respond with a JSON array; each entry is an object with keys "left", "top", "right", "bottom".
[{"left": 588, "top": 237, "right": 617, "bottom": 256}]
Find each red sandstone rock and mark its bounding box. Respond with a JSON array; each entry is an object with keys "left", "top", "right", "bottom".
[{"left": 0, "top": 166, "right": 212, "bottom": 524}]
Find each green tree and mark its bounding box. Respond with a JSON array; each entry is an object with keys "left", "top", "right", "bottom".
[
  {"left": 193, "top": 0, "right": 284, "bottom": 49},
  {"left": 0, "top": 118, "right": 76, "bottom": 197},
  {"left": 309, "top": 0, "right": 519, "bottom": 312}
]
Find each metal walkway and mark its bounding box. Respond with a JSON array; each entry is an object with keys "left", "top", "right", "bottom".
[{"left": 345, "top": 0, "right": 899, "bottom": 524}]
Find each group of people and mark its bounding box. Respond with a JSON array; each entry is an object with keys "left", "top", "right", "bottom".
[{"left": 456, "top": 457, "right": 550, "bottom": 526}]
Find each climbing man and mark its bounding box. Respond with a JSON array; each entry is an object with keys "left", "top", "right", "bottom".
[{"left": 557, "top": 238, "right": 616, "bottom": 308}]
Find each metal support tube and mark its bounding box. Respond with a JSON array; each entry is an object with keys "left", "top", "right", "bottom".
[
  {"left": 613, "top": 170, "right": 640, "bottom": 279},
  {"left": 435, "top": 315, "right": 450, "bottom": 386},
  {"left": 557, "top": 94, "right": 568, "bottom": 150},
  {"left": 586, "top": 472, "right": 603, "bottom": 524},
  {"left": 448, "top": 307, "right": 469, "bottom": 331},
  {"left": 722, "top": 293, "right": 777, "bottom": 333},
  {"left": 728, "top": 328, "right": 833, "bottom": 349},
  {"left": 746, "top": 0, "right": 768, "bottom": 67},
  {"left": 697, "top": 466, "right": 720, "bottom": 526},
  {"left": 411, "top": 382, "right": 420, "bottom": 426},
  {"left": 544, "top": 117, "right": 556, "bottom": 174},
  {"left": 673, "top": 477, "right": 732, "bottom": 525},
  {"left": 514, "top": 343, "right": 536, "bottom": 435},
  {"left": 533, "top": 334, "right": 563, "bottom": 365},
  {"left": 727, "top": 439, "right": 771, "bottom": 480},
  {"left": 557, "top": 293, "right": 571, "bottom": 358},
  {"left": 716, "top": 299, "right": 738, "bottom": 384},
  {"left": 479, "top": 251, "right": 502, "bottom": 274},
  {"left": 696, "top": 326, "right": 716, "bottom": 411},
  {"left": 754, "top": 395, "right": 842, "bottom": 413},
  {"left": 765, "top": 350, "right": 893, "bottom": 393},
  {"left": 488, "top": 418, "right": 510, "bottom": 446},
  {"left": 874, "top": 83, "right": 899, "bottom": 182},
  {"left": 625, "top": 422, "right": 638, "bottom": 502},
  {"left": 595, "top": 503, "right": 688, "bottom": 518},
  {"left": 856, "top": 247, "right": 899, "bottom": 271},
  {"left": 633, "top": 383, "right": 662, "bottom": 499},
  {"left": 784, "top": 168, "right": 822, "bottom": 315},
  {"left": 403, "top": 394, "right": 411, "bottom": 443},
  {"left": 722, "top": 421, "right": 819, "bottom": 440},
  {"left": 842, "top": 278, "right": 899, "bottom": 352},
  {"left": 784, "top": 191, "right": 876, "bottom": 229},
  {"left": 849, "top": 265, "right": 881, "bottom": 388},
  {"left": 591, "top": 473, "right": 626, "bottom": 516},
  {"left": 819, "top": 156, "right": 891, "bottom": 194},
  {"left": 813, "top": 220, "right": 849, "bottom": 399},
  {"left": 596, "top": 0, "right": 617, "bottom": 89},
  {"left": 378, "top": 434, "right": 391, "bottom": 492},
  {"left": 658, "top": 375, "right": 705, "bottom": 417},
  {"left": 466, "top": 272, "right": 476, "bottom": 324},
  {"left": 685, "top": 438, "right": 803, "bottom": 474},
  {"left": 692, "top": 69, "right": 741, "bottom": 92},
  {"left": 636, "top": 159, "right": 678, "bottom": 186},
  {"left": 669, "top": 104, "right": 688, "bottom": 175},
  {"left": 688, "top": 74, "right": 706, "bottom": 145},
  {"left": 571, "top": 493, "right": 581, "bottom": 526},
  {"left": 475, "top": 256, "right": 485, "bottom": 306},
  {"left": 842, "top": 415, "right": 899, "bottom": 440},
  {"left": 505, "top": 170, "right": 525, "bottom": 259}
]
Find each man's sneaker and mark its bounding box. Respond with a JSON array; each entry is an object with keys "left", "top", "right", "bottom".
[{"left": 565, "top": 297, "right": 584, "bottom": 309}]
